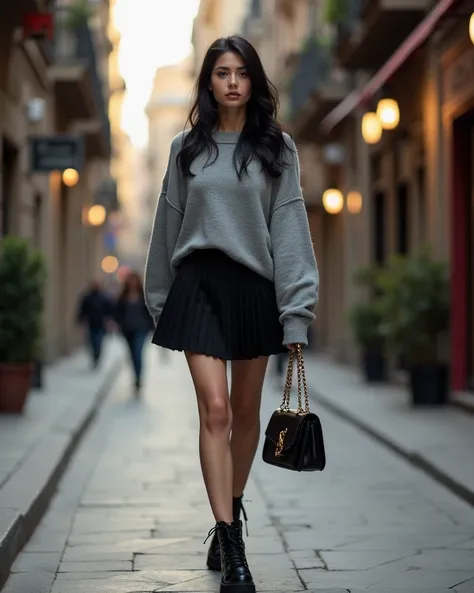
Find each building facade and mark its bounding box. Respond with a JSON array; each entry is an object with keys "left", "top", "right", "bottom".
[
  {"left": 0, "top": 0, "right": 114, "bottom": 361},
  {"left": 191, "top": 0, "right": 251, "bottom": 73},
  {"left": 240, "top": 0, "right": 474, "bottom": 396},
  {"left": 145, "top": 58, "right": 193, "bottom": 240}
]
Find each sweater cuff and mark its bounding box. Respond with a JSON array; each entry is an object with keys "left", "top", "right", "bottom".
[{"left": 282, "top": 315, "right": 310, "bottom": 347}]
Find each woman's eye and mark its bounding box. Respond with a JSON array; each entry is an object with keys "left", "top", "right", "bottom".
[
  {"left": 240, "top": 71, "right": 248, "bottom": 78},
  {"left": 217, "top": 72, "right": 226, "bottom": 78}
]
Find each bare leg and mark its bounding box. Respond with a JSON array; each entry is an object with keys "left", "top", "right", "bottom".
[
  {"left": 230, "top": 356, "right": 269, "bottom": 498},
  {"left": 185, "top": 352, "right": 233, "bottom": 523}
]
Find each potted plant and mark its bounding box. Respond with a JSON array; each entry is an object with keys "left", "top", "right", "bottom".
[
  {"left": 0, "top": 237, "right": 47, "bottom": 413},
  {"left": 348, "top": 263, "right": 386, "bottom": 382},
  {"left": 377, "top": 250, "right": 450, "bottom": 406},
  {"left": 348, "top": 300, "right": 386, "bottom": 382},
  {"left": 64, "top": 0, "right": 95, "bottom": 30}
]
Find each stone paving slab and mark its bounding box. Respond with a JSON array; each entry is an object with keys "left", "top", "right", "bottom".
[
  {"left": 0, "top": 336, "right": 124, "bottom": 589},
  {"left": 303, "top": 354, "right": 474, "bottom": 506},
  {"left": 2, "top": 347, "right": 474, "bottom": 593}
]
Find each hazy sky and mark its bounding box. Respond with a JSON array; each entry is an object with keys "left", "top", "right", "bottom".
[{"left": 115, "top": 0, "right": 200, "bottom": 146}]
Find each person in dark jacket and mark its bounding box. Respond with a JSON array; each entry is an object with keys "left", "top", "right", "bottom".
[
  {"left": 77, "top": 280, "right": 113, "bottom": 368},
  {"left": 115, "top": 272, "right": 154, "bottom": 393}
]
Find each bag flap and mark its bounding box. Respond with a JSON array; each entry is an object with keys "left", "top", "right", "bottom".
[{"left": 265, "top": 410, "right": 319, "bottom": 450}]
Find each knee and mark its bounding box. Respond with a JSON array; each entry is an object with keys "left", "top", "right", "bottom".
[
  {"left": 201, "top": 396, "right": 232, "bottom": 434},
  {"left": 232, "top": 399, "right": 260, "bottom": 427}
]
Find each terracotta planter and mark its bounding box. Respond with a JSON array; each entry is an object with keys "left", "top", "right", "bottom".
[{"left": 0, "top": 363, "right": 34, "bottom": 413}]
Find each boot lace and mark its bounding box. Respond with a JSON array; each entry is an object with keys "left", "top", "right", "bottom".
[
  {"left": 203, "top": 523, "right": 249, "bottom": 570},
  {"left": 240, "top": 499, "right": 249, "bottom": 537}
]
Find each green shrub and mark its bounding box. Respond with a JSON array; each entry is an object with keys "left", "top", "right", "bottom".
[
  {"left": 349, "top": 263, "right": 385, "bottom": 350},
  {"left": 0, "top": 237, "right": 47, "bottom": 363},
  {"left": 348, "top": 301, "right": 385, "bottom": 350},
  {"left": 324, "top": 0, "right": 349, "bottom": 24},
  {"left": 64, "top": 0, "right": 95, "bottom": 29},
  {"left": 376, "top": 250, "right": 450, "bottom": 363}
]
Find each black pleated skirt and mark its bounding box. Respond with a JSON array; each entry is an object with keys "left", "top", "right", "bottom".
[{"left": 152, "top": 249, "right": 286, "bottom": 360}]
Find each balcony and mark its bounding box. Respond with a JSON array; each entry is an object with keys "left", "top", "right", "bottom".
[
  {"left": 288, "top": 37, "right": 350, "bottom": 142},
  {"left": 242, "top": 0, "right": 265, "bottom": 41},
  {"left": 48, "top": 9, "right": 111, "bottom": 159},
  {"left": 335, "top": 0, "right": 432, "bottom": 71},
  {"left": 2, "top": 1, "right": 43, "bottom": 25}
]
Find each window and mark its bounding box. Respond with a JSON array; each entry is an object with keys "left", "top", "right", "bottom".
[{"left": 33, "top": 194, "right": 42, "bottom": 249}]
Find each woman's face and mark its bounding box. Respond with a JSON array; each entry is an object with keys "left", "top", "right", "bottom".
[{"left": 209, "top": 51, "right": 251, "bottom": 110}]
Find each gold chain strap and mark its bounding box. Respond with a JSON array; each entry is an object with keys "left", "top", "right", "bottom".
[{"left": 279, "top": 344, "right": 310, "bottom": 415}]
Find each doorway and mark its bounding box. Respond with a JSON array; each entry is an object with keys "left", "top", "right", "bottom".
[
  {"left": 373, "top": 191, "right": 386, "bottom": 265},
  {"left": 396, "top": 183, "right": 409, "bottom": 256},
  {"left": 1, "top": 138, "right": 18, "bottom": 236},
  {"left": 451, "top": 114, "right": 474, "bottom": 392},
  {"left": 468, "top": 126, "right": 474, "bottom": 390}
]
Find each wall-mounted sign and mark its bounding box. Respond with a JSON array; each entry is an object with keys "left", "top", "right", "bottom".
[
  {"left": 30, "top": 136, "right": 84, "bottom": 173},
  {"left": 95, "top": 178, "right": 119, "bottom": 211},
  {"left": 23, "top": 12, "right": 54, "bottom": 41}
]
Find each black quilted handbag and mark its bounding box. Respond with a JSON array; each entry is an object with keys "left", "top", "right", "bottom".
[{"left": 262, "top": 344, "right": 326, "bottom": 472}]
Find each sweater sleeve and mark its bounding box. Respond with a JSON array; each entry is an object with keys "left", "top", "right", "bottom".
[
  {"left": 144, "top": 140, "right": 185, "bottom": 325},
  {"left": 270, "top": 136, "right": 319, "bottom": 346}
]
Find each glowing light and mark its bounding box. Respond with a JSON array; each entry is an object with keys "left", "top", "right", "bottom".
[
  {"left": 361, "top": 112, "right": 382, "bottom": 144},
  {"left": 62, "top": 168, "right": 79, "bottom": 187},
  {"left": 87, "top": 205, "right": 106, "bottom": 226},
  {"left": 347, "top": 191, "right": 363, "bottom": 214},
  {"left": 322, "top": 189, "right": 344, "bottom": 215},
  {"left": 376, "top": 98, "right": 400, "bottom": 130},
  {"left": 101, "top": 255, "right": 119, "bottom": 274}
]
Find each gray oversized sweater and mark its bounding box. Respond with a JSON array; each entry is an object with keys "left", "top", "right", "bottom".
[{"left": 144, "top": 130, "right": 319, "bottom": 346}]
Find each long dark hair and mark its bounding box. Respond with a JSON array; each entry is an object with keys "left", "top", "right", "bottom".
[
  {"left": 118, "top": 271, "right": 144, "bottom": 302},
  {"left": 177, "top": 35, "right": 291, "bottom": 180}
]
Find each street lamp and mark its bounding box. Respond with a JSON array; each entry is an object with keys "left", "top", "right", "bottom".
[
  {"left": 62, "top": 168, "right": 79, "bottom": 187},
  {"left": 322, "top": 188, "right": 344, "bottom": 214},
  {"left": 347, "top": 191, "right": 363, "bottom": 214},
  {"left": 87, "top": 205, "right": 106, "bottom": 226},
  {"left": 376, "top": 98, "right": 400, "bottom": 130},
  {"left": 101, "top": 255, "right": 119, "bottom": 274},
  {"left": 361, "top": 112, "right": 382, "bottom": 144}
]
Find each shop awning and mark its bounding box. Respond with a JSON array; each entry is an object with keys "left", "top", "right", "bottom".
[{"left": 320, "top": 0, "right": 461, "bottom": 134}]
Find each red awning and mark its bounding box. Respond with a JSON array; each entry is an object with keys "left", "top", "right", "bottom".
[{"left": 320, "top": 0, "right": 460, "bottom": 134}]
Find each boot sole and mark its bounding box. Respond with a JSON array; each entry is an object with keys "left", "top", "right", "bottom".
[
  {"left": 220, "top": 582, "right": 256, "bottom": 593},
  {"left": 206, "top": 554, "right": 221, "bottom": 571}
]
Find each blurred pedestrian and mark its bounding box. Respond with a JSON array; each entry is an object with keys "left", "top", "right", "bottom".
[
  {"left": 115, "top": 272, "right": 154, "bottom": 393},
  {"left": 77, "top": 280, "right": 113, "bottom": 368},
  {"left": 144, "top": 35, "right": 318, "bottom": 592}
]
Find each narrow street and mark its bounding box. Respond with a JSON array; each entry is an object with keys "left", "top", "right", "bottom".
[{"left": 3, "top": 347, "right": 474, "bottom": 593}]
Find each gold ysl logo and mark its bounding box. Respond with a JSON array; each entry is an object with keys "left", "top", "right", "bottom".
[{"left": 275, "top": 428, "right": 288, "bottom": 457}]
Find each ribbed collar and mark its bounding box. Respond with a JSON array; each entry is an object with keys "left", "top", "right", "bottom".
[{"left": 213, "top": 131, "right": 241, "bottom": 144}]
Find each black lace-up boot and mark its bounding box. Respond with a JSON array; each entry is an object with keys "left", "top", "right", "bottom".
[
  {"left": 216, "top": 520, "right": 255, "bottom": 593},
  {"left": 206, "top": 496, "right": 248, "bottom": 571}
]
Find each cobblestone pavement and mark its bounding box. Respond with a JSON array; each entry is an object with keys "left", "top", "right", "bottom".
[{"left": 3, "top": 347, "right": 474, "bottom": 593}]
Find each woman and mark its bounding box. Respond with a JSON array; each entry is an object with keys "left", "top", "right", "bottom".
[
  {"left": 144, "top": 35, "right": 318, "bottom": 593},
  {"left": 115, "top": 272, "right": 153, "bottom": 392}
]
